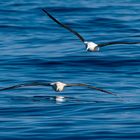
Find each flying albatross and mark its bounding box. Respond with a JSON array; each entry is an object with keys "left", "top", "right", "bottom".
[
  {"left": 0, "top": 81, "right": 116, "bottom": 95},
  {"left": 42, "top": 8, "right": 140, "bottom": 52}
]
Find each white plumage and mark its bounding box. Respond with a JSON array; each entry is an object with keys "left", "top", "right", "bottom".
[
  {"left": 84, "top": 41, "right": 99, "bottom": 52},
  {"left": 50, "top": 82, "right": 66, "bottom": 92}
]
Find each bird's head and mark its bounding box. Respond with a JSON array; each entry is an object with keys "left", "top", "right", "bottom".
[
  {"left": 51, "top": 82, "right": 66, "bottom": 92},
  {"left": 84, "top": 41, "right": 100, "bottom": 52}
]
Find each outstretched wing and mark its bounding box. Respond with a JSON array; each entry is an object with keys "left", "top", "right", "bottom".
[
  {"left": 0, "top": 82, "right": 51, "bottom": 91},
  {"left": 98, "top": 41, "right": 140, "bottom": 47},
  {"left": 67, "top": 83, "right": 124, "bottom": 101},
  {"left": 42, "top": 9, "right": 85, "bottom": 43},
  {"left": 67, "top": 83, "right": 114, "bottom": 95}
]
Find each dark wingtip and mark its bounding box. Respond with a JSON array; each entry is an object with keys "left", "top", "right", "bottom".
[
  {"left": 42, "top": 8, "right": 49, "bottom": 14},
  {"left": 42, "top": 8, "right": 46, "bottom": 13}
]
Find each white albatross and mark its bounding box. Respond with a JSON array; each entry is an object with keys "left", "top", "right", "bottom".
[
  {"left": 42, "top": 8, "right": 140, "bottom": 52},
  {"left": 0, "top": 81, "right": 115, "bottom": 95},
  {"left": 0, "top": 81, "right": 124, "bottom": 101}
]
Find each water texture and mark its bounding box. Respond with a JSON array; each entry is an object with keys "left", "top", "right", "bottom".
[{"left": 0, "top": 0, "right": 140, "bottom": 139}]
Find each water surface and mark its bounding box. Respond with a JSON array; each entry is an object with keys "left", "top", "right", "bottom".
[{"left": 0, "top": 0, "right": 140, "bottom": 139}]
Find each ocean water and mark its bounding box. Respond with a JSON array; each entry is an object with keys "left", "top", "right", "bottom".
[{"left": 0, "top": 0, "right": 140, "bottom": 139}]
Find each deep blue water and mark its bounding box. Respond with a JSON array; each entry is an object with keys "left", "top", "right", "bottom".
[{"left": 0, "top": 0, "right": 140, "bottom": 139}]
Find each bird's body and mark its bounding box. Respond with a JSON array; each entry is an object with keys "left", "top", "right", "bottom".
[
  {"left": 84, "top": 41, "right": 99, "bottom": 52},
  {"left": 50, "top": 82, "right": 66, "bottom": 92}
]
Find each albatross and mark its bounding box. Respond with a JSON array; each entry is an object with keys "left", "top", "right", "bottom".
[
  {"left": 0, "top": 81, "right": 115, "bottom": 95},
  {"left": 42, "top": 8, "right": 140, "bottom": 52}
]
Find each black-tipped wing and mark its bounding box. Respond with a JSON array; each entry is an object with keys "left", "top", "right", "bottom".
[
  {"left": 98, "top": 41, "right": 140, "bottom": 47},
  {"left": 67, "top": 83, "right": 115, "bottom": 95},
  {"left": 0, "top": 82, "right": 51, "bottom": 91},
  {"left": 42, "top": 9, "right": 85, "bottom": 43},
  {"left": 67, "top": 83, "right": 124, "bottom": 101}
]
